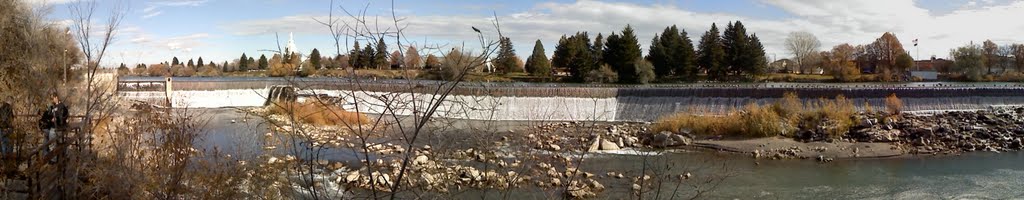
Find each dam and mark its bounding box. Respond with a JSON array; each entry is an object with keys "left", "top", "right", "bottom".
[{"left": 117, "top": 77, "right": 1024, "bottom": 122}]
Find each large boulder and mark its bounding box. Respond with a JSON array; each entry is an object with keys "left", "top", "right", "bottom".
[
  {"left": 599, "top": 139, "right": 620, "bottom": 151},
  {"left": 587, "top": 135, "right": 602, "bottom": 152},
  {"left": 649, "top": 131, "right": 692, "bottom": 148},
  {"left": 670, "top": 134, "right": 693, "bottom": 146},
  {"left": 651, "top": 131, "right": 674, "bottom": 148}
]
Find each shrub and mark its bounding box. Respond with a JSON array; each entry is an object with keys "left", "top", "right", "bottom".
[
  {"left": 655, "top": 93, "right": 856, "bottom": 139},
  {"left": 772, "top": 91, "right": 803, "bottom": 122},
  {"left": 171, "top": 65, "right": 195, "bottom": 77},
  {"left": 740, "top": 103, "right": 787, "bottom": 137},
  {"left": 652, "top": 108, "right": 741, "bottom": 136},
  {"left": 585, "top": 64, "right": 618, "bottom": 83},
  {"left": 267, "top": 101, "right": 369, "bottom": 126},
  {"left": 812, "top": 95, "right": 856, "bottom": 138},
  {"left": 885, "top": 93, "right": 903, "bottom": 115},
  {"left": 197, "top": 66, "right": 222, "bottom": 77}
]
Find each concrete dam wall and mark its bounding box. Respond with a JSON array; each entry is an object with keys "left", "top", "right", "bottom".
[{"left": 117, "top": 77, "right": 1024, "bottom": 122}]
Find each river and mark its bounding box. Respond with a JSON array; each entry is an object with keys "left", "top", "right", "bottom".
[{"left": 193, "top": 108, "right": 1024, "bottom": 199}]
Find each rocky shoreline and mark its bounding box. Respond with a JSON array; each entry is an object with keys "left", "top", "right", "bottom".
[
  {"left": 523, "top": 106, "right": 1024, "bottom": 163},
  {"left": 250, "top": 105, "right": 1024, "bottom": 198}
]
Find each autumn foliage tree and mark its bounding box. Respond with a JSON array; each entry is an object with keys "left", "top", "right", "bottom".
[
  {"left": 389, "top": 50, "right": 403, "bottom": 69},
  {"left": 868, "top": 32, "right": 907, "bottom": 81},
  {"left": 269, "top": 54, "right": 298, "bottom": 77},
  {"left": 404, "top": 46, "right": 421, "bottom": 69},
  {"left": 425, "top": 54, "right": 440, "bottom": 69},
  {"left": 824, "top": 43, "right": 860, "bottom": 81}
]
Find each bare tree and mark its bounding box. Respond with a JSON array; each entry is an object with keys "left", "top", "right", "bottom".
[{"left": 784, "top": 31, "right": 821, "bottom": 74}]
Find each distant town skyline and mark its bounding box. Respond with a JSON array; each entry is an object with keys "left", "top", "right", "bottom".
[{"left": 29, "top": 0, "right": 1024, "bottom": 66}]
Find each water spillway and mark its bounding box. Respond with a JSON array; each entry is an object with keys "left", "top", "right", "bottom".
[{"left": 117, "top": 77, "right": 1024, "bottom": 122}]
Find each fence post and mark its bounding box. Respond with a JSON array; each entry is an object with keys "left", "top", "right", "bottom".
[{"left": 165, "top": 77, "right": 173, "bottom": 108}]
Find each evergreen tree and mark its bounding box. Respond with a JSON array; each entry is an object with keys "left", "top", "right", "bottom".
[
  {"left": 746, "top": 34, "right": 768, "bottom": 75},
  {"left": 722, "top": 21, "right": 751, "bottom": 76},
  {"left": 172, "top": 57, "right": 180, "bottom": 66},
  {"left": 187, "top": 59, "right": 194, "bottom": 68},
  {"left": 553, "top": 33, "right": 597, "bottom": 82},
  {"left": 239, "top": 53, "right": 249, "bottom": 71},
  {"left": 593, "top": 33, "right": 605, "bottom": 66},
  {"left": 677, "top": 28, "right": 696, "bottom": 78},
  {"left": 208, "top": 61, "right": 215, "bottom": 67},
  {"left": 361, "top": 43, "right": 375, "bottom": 69},
  {"left": 603, "top": 25, "right": 643, "bottom": 84},
  {"left": 248, "top": 57, "right": 255, "bottom": 68},
  {"left": 309, "top": 48, "right": 322, "bottom": 69},
  {"left": 698, "top": 23, "right": 726, "bottom": 79},
  {"left": 493, "top": 37, "right": 519, "bottom": 74},
  {"left": 649, "top": 26, "right": 697, "bottom": 80},
  {"left": 349, "top": 41, "right": 362, "bottom": 68},
  {"left": 374, "top": 38, "right": 388, "bottom": 69},
  {"left": 258, "top": 54, "right": 269, "bottom": 70},
  {"left": 222, "top": 61, "right": 230, "bottom": 72},
  {"left": 197, "top": 57, "right": 204, "bottom": 68},
  {"left": 525, "top": 40, "right": 552, "bottom": 77}
]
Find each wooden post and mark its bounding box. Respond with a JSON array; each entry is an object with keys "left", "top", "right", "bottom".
[{"left": 165, "top": 77, "right": 173, "bottom": 108}]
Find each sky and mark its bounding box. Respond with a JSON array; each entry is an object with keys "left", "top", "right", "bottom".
[{"left": 26, "top": 0, "right": 1024, "bottom": 66}]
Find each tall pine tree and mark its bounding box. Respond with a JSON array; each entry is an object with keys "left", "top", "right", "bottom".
[
  {"left": 349, "top": 41, "right": 362, "bottom": 68},
  {"left": 374, "top": 38, "right": 388, "bottom": 69},
  {"left": 592, "top": 33, "right": 605, "bottom": 67},
  {"left": 747, "top": 34, "right": 768, "bottom": 75},
  {"left": 172, "top": 57, "right": 180, "bottom": 66},
  {"left": 239, "top": 53, "right": 249, "bottom": 71},
  {"left": 197, "top": 57, "right": 204, "bottom": 68},
  {"left": 552, "top": 33, "right": 596, "bottom": 82},
  {"left": 722, "top": 21, "right": 750, "bottom": 76},
  {"left": 698, "top": 23, "right": 726, "bottom": 80},
  {"left": 258, "top": 54, "right": 269, "bottom": 70},
  {"left": 361, "top": 43, "right": 375, "bottom": 69},
  {"left": 603, "top": 25, "right": 642, "bottom": 84},
  {"left": 309, "top": 48, "right": 322, "bottom": 69},
  {"left": 525, "top": 40, "right": 551, "bottom": 77},
  {"left": 493, "top": 37, "right": 519, "bottom": 74}
]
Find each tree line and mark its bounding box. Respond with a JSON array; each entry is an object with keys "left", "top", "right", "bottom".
[
  {"left": 536, "top": 22, "right": 767, "bottom": 84},
  {"left": 949, "top": 40, "right": 1024, "bottom": 81},
  {"left": 785, "top": 31, "right": 915, "bottom": 82}
]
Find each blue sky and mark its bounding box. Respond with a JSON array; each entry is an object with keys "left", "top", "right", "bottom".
[{"left": 30, "top": 0, "right": 1024, "bottom": 66}]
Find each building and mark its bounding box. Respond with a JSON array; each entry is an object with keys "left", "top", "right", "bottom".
[{"left": 911, "top": 58, "right": 952, "bottom": 81}]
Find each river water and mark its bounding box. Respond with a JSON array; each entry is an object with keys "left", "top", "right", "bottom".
[
  {"left": 582, "top": 151, "right": 1024, "bottom": 199},
  {"left": 193, "top": 108, "right": 1024, "bottom": 199}
]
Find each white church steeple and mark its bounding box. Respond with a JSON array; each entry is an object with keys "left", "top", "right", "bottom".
[{"left": 285, "top": 32, "right": 299, "bottom": 56}]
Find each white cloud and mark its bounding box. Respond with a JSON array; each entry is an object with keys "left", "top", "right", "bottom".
[
  {"left": 142, "top": 11, "right": 163, "bottom": 19},
  {"left": 23, "top": 0, "right": 78, "bottom": 6},
  {"left": 140, "top": 0, "right": 208, "bottom": 20},
  {"left": 227, "top": 0, "right": 1024, "bottom": 60}
]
